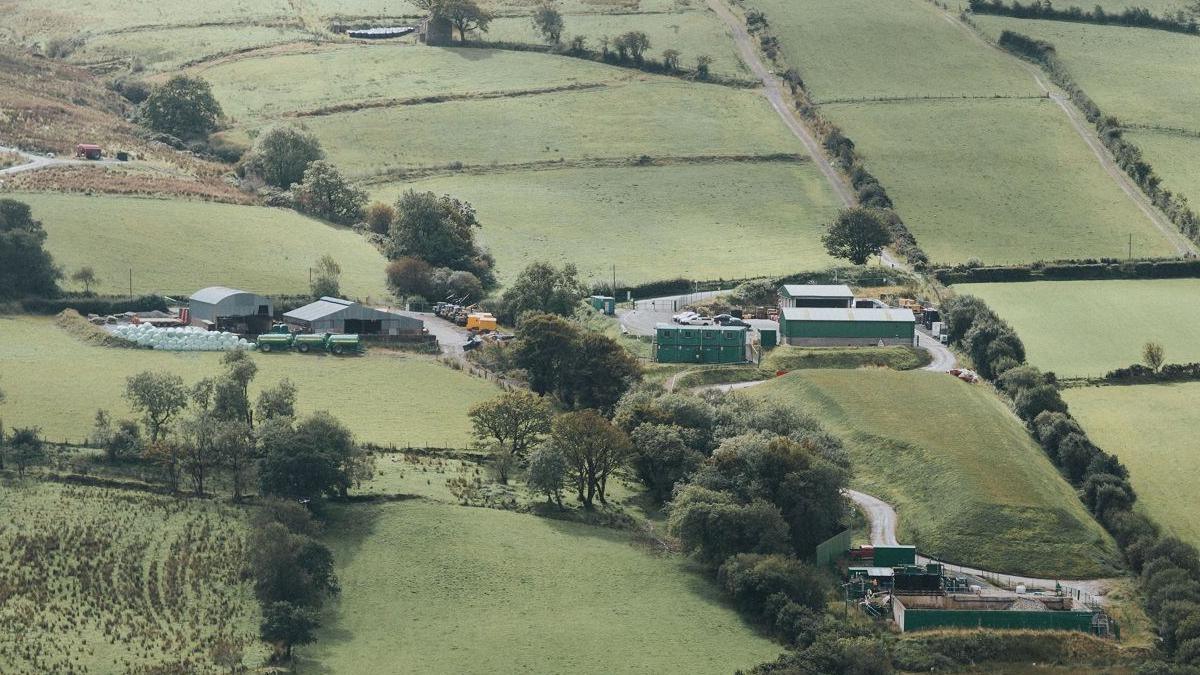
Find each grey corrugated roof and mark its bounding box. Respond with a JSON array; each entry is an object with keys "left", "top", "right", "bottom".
[
  {"left": 779, "top": 284, "right": 853, "bottom": 298},
  {"left": 284, "top": 297, "right": 353, "bottom": 322},
  {"left": 189, "top": 286, "right": 252, "bottom": 304},
  {"left": 780, "top": 307, "right": 915, "bottom": 322}
]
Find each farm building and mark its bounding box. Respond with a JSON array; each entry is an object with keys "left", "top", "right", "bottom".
[
  {"left": 779, "top": 307, "right": 915, "bottom": 346},
  {"left": 654, "top": 323, "right": 747, "bottom": 363},
  {"left": 284, "top": 297, "right": 423, "bottom": 335},
  {"left": 778, "top": 284, "right": 854, "bottom": 308},
  {"left": 188, "top": 287, "right": 273, "bottom": 333}
]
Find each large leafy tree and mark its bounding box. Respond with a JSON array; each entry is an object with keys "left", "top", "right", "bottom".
[
  {"left": 545, "top": 410, "right": 632, "bottom": 508},
  {"left": 821, "top": 207, "right": 892, "bottom": 265},
  {"left": 498, "top": 261, "right": 587, "bottom": 323},
  {"left": 418, "top": 0, "right": 494, "bottom": 42},
  {"left": 532, "top": 1, "right": 564, "bottom": 43},
  {"left": 468, "top": 390, "right": 552, "bottom": 459},
  {"left": 261, "top": 602, "right": 320, "bottom": 661},
  {"left": 294, "top": 161, "right": 367, "bottom": 225},
  {"left": 258, "top": 412, "right": 369, "bottom": 501},
  {"left": 124, "top": 371, "right": 189, "bottom": 443},
  {"left": 139, "top": 75, "right": 223, "bottom": 139},
  {"left": 387, "top": 191, "right": 493, "bottom": 282},
  {"left": 0, "top": 199, "right": 60, "bottom": 299},
  {"left": 243, "top": 125, "right": 325, "bottom": 188},
  {"left": 512, "top": 313, "right": 641, "bottom": 413}
]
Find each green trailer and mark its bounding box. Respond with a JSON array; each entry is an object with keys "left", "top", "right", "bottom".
[
  {"left": 255, "top": 333, "right": 294, "bottom": 353},
  {"left": 328, "top": 334, "right": 364, "bottom": 355},
  {"left": 294, "top": 333, "right": 328, "bottom": 353}
]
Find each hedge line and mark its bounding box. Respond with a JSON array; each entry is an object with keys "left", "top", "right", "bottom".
[
  {"left": 934, "top": 257, "right": 1200, "bottom": 284},
  {"left": 18, "top": 294, "right": 168, "bottom": 316},
  {"left": 995, "top": 29, "right": 1200, "bottom": 246},
  {"left": 1103, "top": 362, "right": 1200, "bottom": 385},
  {"left": 738, "top": 3, "right": 931, "bottom": 269},
  {"left": 970, "top": 0, "right": 1200, "bottom": 36},
  {"left": 944, "top": 294, "right": 1200, "bottom": 668}
]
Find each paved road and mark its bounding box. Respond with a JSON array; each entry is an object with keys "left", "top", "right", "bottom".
[
  {"left": 0, "top": 145, "right": 121, "bottom": 176},
  {"left": 618, "top": 290, "right": 730, "bottom": 336},
  {"left": 917, "top": 330, "right": 957, "bottom": 372},
  {"left": 935, "top": 10, "right": 1197, "bottom": 257},
  {"left": 390, "top": 309, "right": 472, "bottom": 358},
  {"left": 707, "top": 0, "right": 907, "bottom": 270},
  {"left": 844, "top": 489, "right": 1117, "bottom": 601}
]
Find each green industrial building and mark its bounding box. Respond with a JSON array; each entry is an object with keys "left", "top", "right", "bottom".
[
  {"left": 779, "top": 307, "right": 916, "bottom": 346},
  {"left": 654, "top": 323, "right": 747, "bottom": 363}
]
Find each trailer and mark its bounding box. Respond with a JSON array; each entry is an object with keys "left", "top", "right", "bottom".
[
  {"left": 257, "top": 332, "right": 364, "bottom": 354},
  {"left": 255, "top": 333, "right": 294, "bottom": 352}
]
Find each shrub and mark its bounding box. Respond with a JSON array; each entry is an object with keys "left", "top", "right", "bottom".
[
  {"left": 718, "top": 553, "right": 828, "bottom": 614},
  {"left": 241, "top": 125, "right": 325, "bottom": 188}
]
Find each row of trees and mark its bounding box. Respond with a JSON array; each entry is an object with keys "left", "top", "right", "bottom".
[
  {"left": 0, "top": 199, "right": 61, "bottom": 300},
  {"left": 970, "top": 0, "right": 1200, "bottom": 34},
  {"left": 943, "top": 295, "right": 1200, "bottom": 669},
  {"left": 108, "top": 350, "right": 371, "bottom": 502}
]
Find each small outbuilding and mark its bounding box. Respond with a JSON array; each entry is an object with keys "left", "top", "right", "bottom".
[
  {"left": 189, "top": 287, "right": 273, "bottom": 334},
  {"left": 284, "top": 297, "right": 423, "bottom": 335},
  {"left": 778, "top": 284, "right": 854, "bottom": 309},
  {"left": 779, "top": 307, "right": 915, "bottom": 346}
]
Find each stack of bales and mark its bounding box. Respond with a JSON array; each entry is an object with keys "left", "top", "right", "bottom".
[{"left": 112, "top": 324, "right": 255, "bottom": 351}]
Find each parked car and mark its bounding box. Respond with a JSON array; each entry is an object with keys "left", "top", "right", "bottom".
[
  {"left": 723, "top": 318, "right": 750, "bottom": 328},
  {"left": 683, "top": 315, "right": 713, "bottom": 326},
  {"left": 672, "top": 311, "right": 698, "bottom": 324},
  {"left": 713, "top": 314, "right": 734, "bottom": 325}
]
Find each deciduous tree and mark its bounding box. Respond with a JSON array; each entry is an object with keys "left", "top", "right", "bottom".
[
  {"left": 124, "top": 371, "right": 189, "bottom": 443},
  {"left": 294, "top": 161, "right": 366, "bottom": 225},
  {"left": 8, "top": 427, "right": 45, "bottom": 479},
  {"left": 242, "top": 125, "right": 324, "bottom": 188},
  {"left": 498, "top": 261, "right": 587, "bottom": 323},
  {"left": 256, "top": 379, "right": 298, "bottom": 423},
  {"left": 0, "top": 199, "right": 61, "bottom": 300},
  {"left": 71, "top": 266, "right": 98, "bottom": 293},
  {"left": 261, "top": 602, "right": 320, "bottom": 661},
  {"left": 310, "top": 254, "right": 341, "bottom": 299},
  {"left": 526, "top": 443, "right": 569, "bottom": 506},
  {"left": 821, "top": 207, "right": 893, "bottom": 265},
  {"left": 532, "top": 2, "right": 564, "bottom": 43},
  {"left": 139, "top": 75, "right": 222, "bottom": 139},
  {"left": 1144, "top": 340, "right": 1166, "bottom": 373},
  {"left": 468, "top": 390, "right": 552, "bottom": 459},
  {"left": 546, "top": 410, "right": 632, "bottom": 508}
]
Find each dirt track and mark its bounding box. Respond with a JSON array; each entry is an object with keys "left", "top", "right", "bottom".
[{"left": 0, "top": 146, "right": 121, "bottom": 176}]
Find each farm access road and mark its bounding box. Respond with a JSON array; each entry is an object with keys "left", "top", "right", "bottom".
[
  {"left": 844, "top": 489, "right": 1118, "bottom": 601},
  {"left": 0, "top": 145, "right": 121, "bottom": 175},
  {"left": 707, "top": 0, "right": 907, "bottom": 271}
]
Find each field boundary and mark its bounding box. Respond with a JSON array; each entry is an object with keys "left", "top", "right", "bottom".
[
  {"left": 290, "top": 81, "right": 613, "bottom": 117},
  {"left": 967, "top": 0, "right": 1200, "bottom": 37},
  {"left": 935, "top": 257, "right": 1200, "bottom": 284}
]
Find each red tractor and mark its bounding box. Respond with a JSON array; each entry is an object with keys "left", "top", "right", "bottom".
[{"left": 74, "top": 144, "right": 102, "bottom": 160}]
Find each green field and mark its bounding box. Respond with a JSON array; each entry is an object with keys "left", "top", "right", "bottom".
[
  {"left": 955, "top": 279, "right": 1200, "bottom": 377},
  {"left": 746, "top": 0, "right": 1040, "bottom": 101},
  {"left": 973, "top": 17, "right": 1200, "bottom": 132},
  {"left": 14, "top": 193, "right": 391, "bottom": 299},
  {"left": 71, "top": 25, "right": 314, "bottom": 72},
  {"left": 0, "top": 316, "right": 497, "bottom": 448},
  {"left": 370, "top": 161, "right": 840, "bottom": 283},
  {"left": 0, "top": 482, "right": 264, "bottom": 673},
  {"left": 1067, "top": 383, "right": 1200, "bottom": 549},
  {"left": 198, "top": 44, "right": 631, "bottom": 122},
  {"left": 823, "top": 98, "right": 1175, "bottom": 264},
  {"left": 483, "top": 10, "right": 746, "bottom": 77},
  {"left": 1127, "top": 130, "right": 1200, "bottom": 207},
  {"left": 2, "top": 0, "right": 293, "bottom": 36},
  {"left": 261, "top": 78, "right": 801, "bottom": 176},
  {"left": 755, "top": 369, "right": 1119, "bottom": 578},
  {"left": 299, "top": 500, "right": 781, "bottom": 673}
]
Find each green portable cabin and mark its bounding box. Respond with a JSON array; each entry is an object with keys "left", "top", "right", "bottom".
[
  {"left": 871, "top": 545, "right": 917, "bottom": 567},
  {"left": 655, "top": 324, "right": 680, "bottom": 346},
  {"left": 653, "top": 324, "right": 747, "bottom": 364},
  {"left": 779, "top": 307, "right": 916, "bottom": 347},
  {"left": 757, "top": 327, "right": 778, "bottom": 348},
  {"left": 589, "top": 295, "right": 616, "bottom": 315}
]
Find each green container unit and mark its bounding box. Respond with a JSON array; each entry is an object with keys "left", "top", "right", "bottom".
[
  {"left": 871, "top": 546, "right": 917, "bottom": 567},
  {"left": 677, "top": 328, "right": 702, "bottom": 346},
  {"left": 655, "top": 324, "right": 680, "bottom": 346},
  {"left": 720, "top": 345, "right": 744, "bottom": 363},
  {"left": 758, "top": 328, "right": 778, "bottom": 348},
  {"left": 899, "top": 607, "right": 1095, "bottom": 633},
  {"left": 653, "top": 324, "right": 747, "bottom": 364},
  {"left": 590, "top": 295, "right": 616, "bottom": 315}
]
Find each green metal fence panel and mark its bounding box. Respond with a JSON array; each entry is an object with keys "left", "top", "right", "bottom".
[
  {"left": 815, "top": 528, "right": 852, "bottom": 567},
  {"left": 902, "top": 609, "right": 1095, "bottom": 633}
]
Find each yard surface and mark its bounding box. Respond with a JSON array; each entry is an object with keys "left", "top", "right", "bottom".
[
  {"left": 0, "top": 316, "right": 496, "bottom": 448},
  {"left": 16, "top": 192, "right": 391, "bottom": 299},
  {"left": 954, "top": 279, "right": 1200, "bottom": 377},
  {"left": 822, "top": 98, "right": 1175, "bottom": 264},
  {"left": 1066, "top": 383, "right": 1200, "bottom": 549},
  {"left": 754, "top": 369, "right": 1120, "bottom": 578},
  {"left": 299, "top": 500, "right": 781, "bottom": 674},
  {"left": 371, "top": 161, "right": 840, "bottom": 284},
  {"left": 0, "top": 482, "right": 264, "bottom": 673}
]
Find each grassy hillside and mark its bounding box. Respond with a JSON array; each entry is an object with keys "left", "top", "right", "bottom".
[
  {"left": 1127, "top": 130, "right": 1200, "bottom": 207},
  {"left": 823, "top": 98, "right": 1175, "bottom": 264},
  {"left": 0, "top": 316, "right": 496, "bottom": 448},
  {"left": 371, "top": 161, "right": 840, "bottom": 284},
  {"left": 954, "top": 279, "right": 1200, "bottom": 377},
  {"left": 245, "top": 79, "right": 802, "bottom": 176},
  {"left": 300, "top": 501, "right": 781, "bottom": 673},
  {"left": 197, "top": 44, "right": 631, "bottom": 122},
  {"left": 17, "top": 193, "right": 391, "bottom": 299},
  {"left": 0, "top": 482, "right": 264, "bottom": 673},
  {"left": 745, "top": 0, "right": 1040, "bottom": 100},
  {"left": 754, "top": 370, "right": 1120, "bottom": 578},
  {"left": 71, "top": 25, "right": 315, "bottom": 72},
  {"left": 973, "top": 17, "right": 1200, "bottom": 132},
  {"left": 1067, "top": 383, "right": 1200, "bottom": 549}
]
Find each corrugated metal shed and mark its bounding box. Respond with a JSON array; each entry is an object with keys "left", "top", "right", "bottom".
[
  {"left": 188, "top": 287, "right": 272, "bottom": 323},
  {"left": 779, "top": 284, "right": 854, "bottom": 299},
  {"left": 781, "top": 307, "right": 915, "bottom": 322},
  {"left": 283, "top": 297, "right": 423, "bottom": 335},
  {"left": 780, "top": 307, "right": 915, "bottom": 346}
]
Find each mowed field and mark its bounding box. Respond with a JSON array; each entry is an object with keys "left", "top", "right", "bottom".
[
  {"left": 16, "top": 193, "right": 391, "bottom": 299},
  {"left": 755, "top": 369, "right": 1120, "bottom": 578},
  {"left": 1067, "top": 383, "right": 1200, "bottom": 548},
  {"left": 0, "top": 316, "right": 497, "bottom": 448},
  {"left": 955, "top": 279, "right": 1200, "bottom": 376},
  {"left": 744, "top": 0, "right": 1177, "bottom": 265},
  {"left": 0, "top": 482, "right": 265, "bottom": 673},
  {"left": 300, "top": 501, "right": 780, "bottom": 674},
  {"left": 822, "top": 99, "right": 1173, "bottom": 264},
  {"left": 1129, "top": 131, "right": 1200, "bottom": 208},
  {"left": 371, "top": 161, "right": 841, "bottom": 284}
]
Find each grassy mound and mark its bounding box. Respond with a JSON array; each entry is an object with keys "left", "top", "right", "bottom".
[
  {"left": 753, "top": 370, "right": 1120, "bottom": 578},
  {"left": 300, "top": 501, "right": 781, "bottom": 673}
]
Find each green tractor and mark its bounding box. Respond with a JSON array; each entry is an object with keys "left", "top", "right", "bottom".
[{"left": 255, "top": 332, "right": 294, "bottom": 353}]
